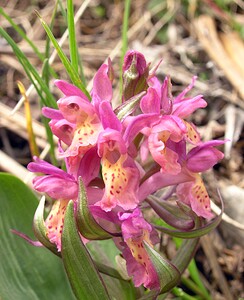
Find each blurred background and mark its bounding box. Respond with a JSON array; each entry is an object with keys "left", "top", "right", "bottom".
[{"left": 0, "top": 0, "right": 243, "bottom": 299}]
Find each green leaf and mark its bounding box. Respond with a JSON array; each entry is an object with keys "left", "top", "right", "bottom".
[
  {"left": 61, "top": 201, "right": 110, "bottom": 300},
  {"left": 36, "top": 11, "right": 91, "bottom": 100},
  {"left": 0, "top": 173, "right": 75, "bottom": 300},
  {"left": 76, "top": 177, "right": 112, "bottom": 240},
  {"left": 67, "top": 0, "right": 86, "bottom": 83}
]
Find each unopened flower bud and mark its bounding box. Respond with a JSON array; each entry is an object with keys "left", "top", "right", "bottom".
[{"left": 122, "top": 50, "right": 149, "bottom": 101}]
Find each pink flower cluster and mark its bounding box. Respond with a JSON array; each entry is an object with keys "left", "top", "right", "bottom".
[{"left": 28, "top": 50, "right": 224, "bottom": 290}]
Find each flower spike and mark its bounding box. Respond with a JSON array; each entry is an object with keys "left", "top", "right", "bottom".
[{"left": 25, "top": 49, "right": 226, "bottom": 295}]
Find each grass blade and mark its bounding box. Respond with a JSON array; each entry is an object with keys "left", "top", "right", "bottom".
[
  {"left": 41, "top": 59, "right": 57, "bottom": 165},
  {"left": 0, "top": 7, "right": 58, "bottom": 79},
  {"left": 67, "top": 0, "right": 79, "bottom": 72},
  {"left": 0, "top": 7, "right": 44, "bottom": 61},
  {"left": 0, "top": 27, "right": 57, "bottom": 108},
  {"left": 67, "top": 0, "right": 86, "bottom": 83},
  {"left": 36, "top": 10, "right": 91, "bottom": 100},
  {"left": 57, "top": 0, "right": 67, "bottom": 19},
  {"left": 44, "top": 0, "right": 59, "bottom": 83}
]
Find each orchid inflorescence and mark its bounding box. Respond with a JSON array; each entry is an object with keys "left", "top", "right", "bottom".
[{"left": 27, "top": 50, "right": 225, "bottom": 292}]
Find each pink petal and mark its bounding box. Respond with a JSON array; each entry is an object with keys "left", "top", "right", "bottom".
[
  {"left": 184, "top": 121, "right": 201, "bottom": 145},
  {"left": 76, "top": 147, "right": 101, "bottom": 184},
  {"left": 187, "top": 147, "right": 224, "bottom": 173},
  {"left": 186, "top": 140, "right": 225, "bottom": 172},
  {"left": 92, "top": 63, "right": 113, "bottom": 103},
  {"left": 99, "top": 101, "right": 122, "bottom": 132},
  {"left": 42, "top": 107, "right": 63, "bottom": 120},
  {"left": 160, "top": 76, "right": 173, "bottom": 114},
  {"left": 140, "top": 87, "right": 160, "bottom": 114},
  {"left": 176, "top": 175, "right": 213, "bottom": 219},
  {"left": 58, "top": 96, "right": 96, "bottom": 124},
  {"left": 173, "top": 95, "right": 207, "bottom": 118},
  {"left": 28, "top": 157, "right": 74, "bottom": 180},
  {"left": 33, "top": 175, "right": 78, "bottom": 200},
  {"left": 123, "top": 50, "right": 147, "bottom": 75},
  {"left": 45, "top": 199, "right": 70, "bottom": 251},
  {"left": 174, "top": 76, "right": 197, "bottom": 103},
  {"left": 55, "top": 80, "right": 89, "bottom": 101},
  {"left": 139, "top": 170, "right": 193, "bottom": 202},
  {"left": 49, "top": 118, "right": 75, "bottom": 145},
  {"left": 148, "top": 132, "right": 181, "bottom": 175},
  {"left": 119, "top": 209, "right": 160, "bottom": 290},
  {"left": 96, "top": 130, "right": 140, "bottom": 211},
  {"left": 122, "top": 246, "right": 160, "bottom": 290}
]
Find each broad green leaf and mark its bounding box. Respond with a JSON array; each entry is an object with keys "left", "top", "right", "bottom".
[
  {"left": 0, "top": 173, "right": 75, "bottom": 300},
  {"left": 61, "top": 201, "right": 110, "bottom": 300}
]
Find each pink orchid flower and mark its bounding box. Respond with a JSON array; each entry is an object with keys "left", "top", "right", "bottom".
[
  {"left": 28, "top": 157, "right": 78, "bottom": 251},
  {"left": 123, "top": 75, "right": 206, "bottom": 176},
  {"left": 119, "top": 209, "right": 160, "bottom": 290},
  {"left": 124, "top": 113, "right": 187, "bottom": 175},
  {"left": 42, "top": 63, "right": 115, "bottom": 160},
  {"left": 141, "top": 75, "right": 206, "bottom": 145},
  {"left": 176, "top": 140, "right": 225, "bottom": 218},
  {"left": 96, "top": 128, "right": 140, "bottom": 211}
]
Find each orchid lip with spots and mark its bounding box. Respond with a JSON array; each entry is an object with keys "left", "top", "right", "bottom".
[{"left": 27, "top": 50, "right": 225, "bottom": 291}]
